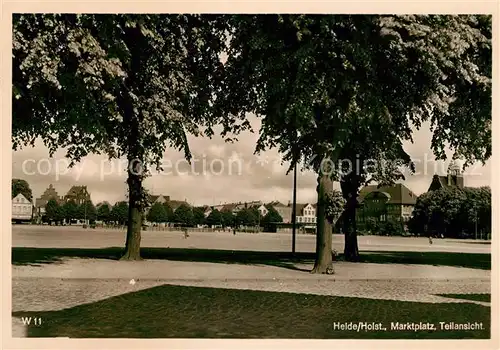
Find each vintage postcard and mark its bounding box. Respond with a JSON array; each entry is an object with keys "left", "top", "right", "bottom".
[{"left": 2, "top": 1, "right": 498, "bottom": 349}]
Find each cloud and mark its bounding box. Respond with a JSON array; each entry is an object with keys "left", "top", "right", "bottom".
[{"left": 12, "top": 118, "right": 490, "bottom": 206}]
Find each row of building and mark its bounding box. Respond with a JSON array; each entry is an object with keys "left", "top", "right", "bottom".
[
  {"left": 13, "top": 162, "right": 466, "bottom": 228},
  {"left": 12, "top": 185, "right": 191, "bottom": 222},
  {"left": 192, "top": 162, "right": 466, "bottom": 230},
  {"left": 12, "top": 184, "right": 92, "bottom": 222}
]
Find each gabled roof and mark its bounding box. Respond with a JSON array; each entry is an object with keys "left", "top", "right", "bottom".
[
  {"left": 358, "top": 183, "right": 417, "bottom": 205},
  {"left": 293, "top": 203, "right": 307, "bottom": 214},
  {"left": 96, "top": 201, "right": 112, "bottom": 208},
  {"left": 222, "top": 203, "right": 238, "bottom": 212},
  {"left": 35, "top": 197, "right": 63, "bottom": 208},
  {"left": 12, "top": 193, "right": 31, "bottom": 202},
  {"left": 429, "top": 174, "right": 463, "bottom": 190},
  {"left": 169, "top": 200, "right": 189, "bottom": 209},
  {"left": 268, "top": 201, "right": 286, "bottom": 208},
  {"left": 66, "top": 185, "right": 89, "bottom": 196}
]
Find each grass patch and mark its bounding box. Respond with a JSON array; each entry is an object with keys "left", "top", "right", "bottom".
[
  {"left": 12, "top": 247, "right": 491, "bottom": 270},
  {"left": 436, "top": 294, "right": 491, "bottom": 303},
  {"left": 13, "top": 284, "right": 490, "bottom": 339},
  {"left": 359, "top": 251, "right": 490, "bottom": 270}
]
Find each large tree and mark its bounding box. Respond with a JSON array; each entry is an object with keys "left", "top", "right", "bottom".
[
  {"left": 147, "top": 202, "right": 168, "bottom": 223},
  {"left": 111, "top": 201, "right": 129, "bottom": 225},
  {"left": 221, "top": 209, "right": 235, "bottom": 228},
  {"left": 12, "top": 179, "right": 33, "bottom": 202},
  {"left": 77, "top": 200, "right": 97, "bottom": 223},
  {"left": 62, "top": 200, "right": 78, "bottom": 224},
  {"left": 262, "top": 206, "right": 283, "bottom": 225},
  {"left": 162, "top": 202, "right": 175, "bottom": 223},
  {"left": 45, "top": 199, "right": 62, "bottom": 225},
  {"left": 236, "top": 208, "right": 259, "bottom": 227},
  {"left": 97, "top": 203, "right": 111, "bottom": 223},
  {"left": 219, "top": 14, "right": 491, "bottom": 269},
  {"left": 13, "top": 14, "right": 247, "bottom": 260},
  {"left": 206, "top": 209, "right": 222, "bottom": 227},
  {"left": 409, "top": 186, "right": 491, "bottom": 238},
  {"left": 173, "top": 204, "right": 194, "bottom": 227},
  {"left": 192, "top": 207, "right": 206, "bottom": 226}
]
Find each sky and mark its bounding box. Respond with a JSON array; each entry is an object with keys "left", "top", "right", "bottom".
[{"left": 12, "top": 115, "right": 491, "bottom": 206}]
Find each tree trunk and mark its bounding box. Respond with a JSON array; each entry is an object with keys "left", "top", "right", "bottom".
[
  {"left": 119, "top": 100, "right": 144, "bottom": 261},
  {"left": 341, "top": 177, "right": 360, "bottom": 262},
  {"left": 311, "top": 173, "right": 334, "bottom": 274},
  {"left": 120, "top": 161, "right": 144, "bottom": 261},
  {"left": 343, "top": 197, "right": 359, "bottom": 261}
]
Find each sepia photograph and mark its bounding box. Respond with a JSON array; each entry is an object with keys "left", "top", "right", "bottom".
[{"left": 3, "top": 3, "right": 497, "bottom": 347}]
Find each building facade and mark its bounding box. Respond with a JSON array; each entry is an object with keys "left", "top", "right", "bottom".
[
  {"left": 428, "top": 160, "right": 465, "bottom": 192},
  {"left": 268, "top": 201, "right": 292, "bottom": 223},
  {"left": 355, "top": 183, "right": 418, "bottom": 229},
  {"left": 35, "top": 184, "right": 63, "bottom": 219},
  {"left": 12, "top": 193, "right": 33, "bottom": 222},
  {"left": 64, "top": 186, "right": 91, "bottom": 205},
  {"left": 295, "top": 203, "right": 317, "bottom": 228}
]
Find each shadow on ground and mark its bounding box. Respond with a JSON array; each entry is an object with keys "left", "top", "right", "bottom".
[
  {"left": 12, "top": 247, "right": 491, "bottom": 270},
  {"left": 435, "top": 293, "right": 491, "bottom": 303},
  {"left": 12, "top": 284, "right": 490, "bottom": 338}
]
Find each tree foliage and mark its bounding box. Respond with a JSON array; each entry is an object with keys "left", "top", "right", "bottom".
[
  {"left": 12, "top": 14, "right": 248, "bottom": 260},
  {"left": 192, "top": 207, "right": 206, "bottom": 226},
  {"left": 77, "top": 200, "right": 97, "bottom": 222},
  {"left": 219, "top": 14, "right": 491, "bottom": 266},
  {"left": 111, "top": 201, "right": 129, "bottom": 225},
  {"left": 261, "top": 206, "right": 283, "bottom": 225},
  {"left": 62, "top": 200, "right": 78, "bottom": 223},
  {"left": 12, "top": 179, "right": 33, "bottom": 202},
  {"left": 45, "top": 199, "right": 63, "bottom": 224},
  {"left": 206, "top": 209, "right": 222, "bottom": 227},
  {"left": 162, "top": 202, "right": 174, "bottom": 222},
  {"left": 409, "top": 186, "right": 491, "bottom": 238},
  {"left": 235, "top": 208, "right": 259, "bottom": 227},
  {"left": 147, "top": 202, "right": 168, "bottom": 223},
  {"left": 97, "top": 203, "right": 111, "bottom": 222},
  {"left": 221, "top": 209, "right": 235, "bottom": 228},
  {"left": 174, "top": 204, "right": 194, "bottom": 226},
  {"left": 325, "top": 190, "right": 346, "bottom": 225}
]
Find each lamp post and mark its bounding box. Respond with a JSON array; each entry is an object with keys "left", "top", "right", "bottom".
[
  {"left": 291, "top": 131, "right": 300, "bottom": 255},
  {"left": 84, "top": 200, "right": 87, "bottom": 228},
  {"left": 475, "top": 209, "right": 478, "bottom": 240}
]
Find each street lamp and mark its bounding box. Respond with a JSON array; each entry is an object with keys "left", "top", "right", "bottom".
[
  {"left": 474, "top": 209, "right": 478, "bottom": 240},
  {"left": 291, "top": 131, "right": 301, "bottom": 255}
]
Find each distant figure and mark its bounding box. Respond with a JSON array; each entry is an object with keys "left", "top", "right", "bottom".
[
  {"left": 233, "top": 228, "right": 236, "bottom": 235},
  {"left": 429, "top": 235, "right": 433, "bottom": 244},
  {"left": 184, "top": 228, "right": 189, "bottom": 239}
]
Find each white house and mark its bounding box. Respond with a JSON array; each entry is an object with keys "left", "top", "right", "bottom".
[
  {"left": 296, "top": 203, "right": 317, "bottom": 228},
  {"left": 256, "top": 204, "right": 268, "bottom": 218},
  {"left": 12, "top": 193, "right": 33, "bottom": 222}
]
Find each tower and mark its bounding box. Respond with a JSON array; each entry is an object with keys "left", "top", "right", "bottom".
[
  {"left": 447, "top": 159, "right": 464, "bottom": 188},
  {"left": 448, "top": 159, "right": 462, "bottom": 176}
]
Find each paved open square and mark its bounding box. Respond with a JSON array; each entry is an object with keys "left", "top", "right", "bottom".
[
  {"left": 12, "top": 225, "right": 491, "bottom": 338},
  {"left": 12, "top": 224, "right": 491, "bottom": 253}
]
